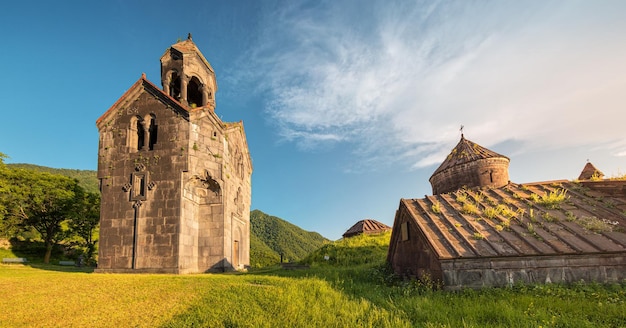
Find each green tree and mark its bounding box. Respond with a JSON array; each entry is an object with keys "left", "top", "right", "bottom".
[
  {"left": 0, "top": 153, "right": 24, "bottom": 239},
  {"left": 0, "top": 152, "right": 7, "bottom": 220},
  {"left": 69, "top": 191, "right": 100, "bottom": 262},
  {"left": 6, "top": 168, "right": 83, "bottom": 263}
]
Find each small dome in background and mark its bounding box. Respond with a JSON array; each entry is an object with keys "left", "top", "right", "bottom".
[
  {"left": 578, "top": 161, "right": 604, "bottom": 180},
  {"left": 342, "top": 219, "right": 391, "bottom": 238}
]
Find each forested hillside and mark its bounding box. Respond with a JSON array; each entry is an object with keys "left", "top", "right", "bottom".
[
  {"left": 249, "top": 233, "right": 280, "bottom": 268},
  {"left": 250, "top": 209, "right": 329, "bottom": 266},
  {"left": 7, "top": 164, "right": 99, "bottom": 194}
]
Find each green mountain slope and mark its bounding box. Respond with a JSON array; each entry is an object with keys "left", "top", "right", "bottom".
[
  {"left": 249, "top": 233, "right": 280, "bottom": 268},
  {"left": 7, "top": 164, "right": 99, "bottom": 194},
  {"left": 250, "top": 209, "right": 329, "bottom": 265}
]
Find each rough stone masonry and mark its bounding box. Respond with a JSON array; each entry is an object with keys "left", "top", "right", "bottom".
[{"left": 95, "top": 34, "right": 252, "bottom": 273}]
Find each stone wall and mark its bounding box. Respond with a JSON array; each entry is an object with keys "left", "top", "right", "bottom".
[
  {"left": 178, "top": 108, "right": 252, "bottom": 272},
  {"left": 97, "top": 89, "right": 189, "bottom": 273},
  {"left": 441, "top": 254, "right": 626, "bottom": 290},
  {"left": 430, "top": 157, "right": 509, "bottom": 195},
  {"left": 387, "top": 203, "right": 444, "bottom": 281}
]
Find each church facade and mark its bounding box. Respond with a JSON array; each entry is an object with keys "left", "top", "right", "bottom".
[{"left": 95, "top": 35, "right": 252, "bottom": 273}]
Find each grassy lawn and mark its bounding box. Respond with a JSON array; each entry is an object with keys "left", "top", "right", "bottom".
[
  {"left": 1, "top": 263, "right": 624, "bottom": 327},
  {"left": 1, "top": 233, "right": 625, "bottom": 327}
]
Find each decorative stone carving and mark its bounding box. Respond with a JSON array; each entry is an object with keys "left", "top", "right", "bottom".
[{"left": 195, "top": 170, "right": 221, "bottom": 196}]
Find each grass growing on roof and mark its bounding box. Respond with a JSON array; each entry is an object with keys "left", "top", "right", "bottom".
[{"left": 529, "top": 188, "right": 568, "bottom": 209}]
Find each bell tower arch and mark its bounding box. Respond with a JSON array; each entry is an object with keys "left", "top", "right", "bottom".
[{"left": 160, "top": 33, "right": 217, "bottom": 109}]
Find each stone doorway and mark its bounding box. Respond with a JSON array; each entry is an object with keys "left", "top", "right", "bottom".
[{"left": 233, "top": 240, "right": 239, "bottom": 269}]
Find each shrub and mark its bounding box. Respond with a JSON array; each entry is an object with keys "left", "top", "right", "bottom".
[
  {"left": 474, "top": 192, "right": 485, "bottom": 203},
  {"left": 456, "top": 192, "right": 468, "bottom": 204},
  {"left": 497, "top": 205, "right": 516, "bottom": 218},
  {"left": 530, "top": 189, "right": 568, "bottom": 209},
  {"left": 565, "top": 211, "right": 577, "bottom": 222},
  {"left": 461, "top": 202, "right": 479, "bottom": 216},
  {"left": 579, "top": 216, "right": 619, "bottom": 233},
  {"left": 542, "top": 212, "right": 558, "bottom": 222},
  {"left": 483, "top": 206, "right": 500, "bottom": 220},
  {"left": 431, "top": 201, "right": 442, "bottom": 214}
]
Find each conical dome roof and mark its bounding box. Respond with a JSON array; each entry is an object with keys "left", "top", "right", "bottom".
[
  {"left": 429, "top": 135, "right": 510, "bottom": 194},
  {"left": 342, "top": 219, "right": 391, "bottom": 238},
  {"left": 578, "top": 162, "right": 604, "bottom": 180},
  {"left": 431, "top": 135, "right": 509, "bottom": 178}
]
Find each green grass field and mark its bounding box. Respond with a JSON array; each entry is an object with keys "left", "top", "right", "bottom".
[{"left": 1, "top": 233, "right": 625, "bottom": 327}]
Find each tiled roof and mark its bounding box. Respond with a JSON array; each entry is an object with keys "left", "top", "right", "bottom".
[
  {"left": 343, "top": 219, "right": 391, "bottom": 238},
  {"left": 171, "top": 39, "right": 197, "bottom": 53},
  {"left": 170, "top": 38, "right": 214, "bottom": 73},
  {"left": 96, "top": 74, "right": 189, "bottom": 127},
  {"left": 578, "top": 162, "right": 604, "bottom": 180},
  {"left": 431, "top": 135, "right": 509, "bottom": 178},
  {"left": 399, "top": 180, "right": 626, "bottom": 259}
]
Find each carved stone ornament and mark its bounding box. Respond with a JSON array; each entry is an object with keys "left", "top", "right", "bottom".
[
  {"left": 126, "top": 106, "right": 139, "bottom": 115},
  {"left": 194, "top": 170, "right": 221, "bottom": 195}
]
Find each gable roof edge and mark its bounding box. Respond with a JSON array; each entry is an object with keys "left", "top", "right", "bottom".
[{"left": 96, "top": 74, "right": 190, "bottom": 130}]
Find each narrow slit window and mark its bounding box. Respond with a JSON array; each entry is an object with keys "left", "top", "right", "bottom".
[
  {"left": 401, "top": 222, "right": 409, "bottom": 241},
  {"left": 148, "top": 115, "right": 157, "bottom": 150},
  {"left": 136, "top": 119, "right": 145, "bottom": 150}
]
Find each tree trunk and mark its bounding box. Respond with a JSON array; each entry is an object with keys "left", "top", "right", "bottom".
[{"left": 44, "top": 242, "right": 53, "bottom": 264}]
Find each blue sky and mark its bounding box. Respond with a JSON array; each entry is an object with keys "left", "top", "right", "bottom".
[{"left": 1, "top": 1, "right": 625, "bottom": 240}]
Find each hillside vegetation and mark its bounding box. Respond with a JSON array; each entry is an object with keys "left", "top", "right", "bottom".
[
  {"left": 250, "top": 209, "right": 328, "bottom": 266},
  {"left": 7, "top": 163, "right": 99, "bottom": 194},
  {"left": 302, "top": 231, "right": 391, "bottom": 266},
  {"left": 1, "top": 233, "right": 624, "bottom": 327}
]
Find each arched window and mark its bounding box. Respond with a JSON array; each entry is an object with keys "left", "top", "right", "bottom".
[
  {"left": 148, "top": 114, "right": 157, "bottom": 150},
  {"left": 129, "top": 116, "right": 144, "bottom": 152},
  {"left": 187, "top": 76, "right": 203, "bottom": 108},
  {"left": 169, "top": 71, "right": 181, "bottom": 100},
  {"left": 136, "top": 118, "right": 145, "bottom": 150}
]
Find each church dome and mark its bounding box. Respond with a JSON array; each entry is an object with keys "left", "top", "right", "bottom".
[
  {"left": 577, "top": 161, "right": 604, "bottom": 180},
  {"left": 429, "top": 135, "right": 510, "bottom": 194}
]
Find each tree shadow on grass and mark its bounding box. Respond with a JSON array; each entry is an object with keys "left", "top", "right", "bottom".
[
  {"left": 26, "top": 263, "right": 95, "bottom": 273},
  {"left": 3, "top": 239, "right": 95, "bottom": 273}
]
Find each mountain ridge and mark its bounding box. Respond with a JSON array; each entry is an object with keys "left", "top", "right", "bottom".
[{"left": 250, "top": 209, "right": 329, "bottom": 267}]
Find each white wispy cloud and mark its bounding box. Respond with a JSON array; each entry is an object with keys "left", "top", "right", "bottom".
[{"left": 244, "top": 0, "right": 626, "bottom": 170}]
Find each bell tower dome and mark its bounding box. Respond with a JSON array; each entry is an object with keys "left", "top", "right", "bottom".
[{"left": 160, "top": 33, "right": 217, "bottom": 109}]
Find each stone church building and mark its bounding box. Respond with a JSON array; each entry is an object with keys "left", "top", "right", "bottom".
[
  {"left": 388, "top": 135, "right": 626, "bottom": 289},
  {"left": 95, "top": 34, "right": 252, "bottom": 273}
]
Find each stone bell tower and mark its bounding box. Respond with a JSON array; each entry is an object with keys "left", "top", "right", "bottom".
[
  {"left": 161, "top": 33, "right": 217, "bottom": 109},
  {"left": 95, "top": 34, "right": 252, "bottom": 273}
]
